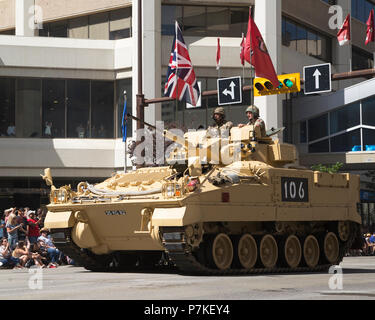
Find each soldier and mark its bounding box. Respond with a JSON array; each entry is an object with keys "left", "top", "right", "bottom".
[
  {"left": 206, "top": 107, "right": 233, "bottom": 138},
  {"left": 238, "top": 105, "right": 266, "bottom": 137}
]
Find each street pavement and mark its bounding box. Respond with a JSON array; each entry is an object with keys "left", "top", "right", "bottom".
[{"left": 0, "top": 256, "right": 374, "bottom": 300}]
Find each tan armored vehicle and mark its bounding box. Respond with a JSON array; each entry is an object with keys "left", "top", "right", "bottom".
[{"left": 42, "top": 124, "right": 361, "bottom": 274}]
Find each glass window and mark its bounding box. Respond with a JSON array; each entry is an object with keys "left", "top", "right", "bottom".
[
  {"left": 229, "top": 7, "right": 248, "bottom": 36},
  {"left": 308, "top": 113, "right": 328, "bottom": 142},
  {"left": 162, "top": 5, "right": 183, "bottom": 35},
  {"left": 90, "top": 81, "right": 114, "bottom": 139},
  {"left": 116, "top": 79, "right": 132, "bottom": 139},
  {"left": 39, "top": 24, "right": 49, "bottom": 37},
  {"left": 109, "top": 8, "right": 132, "bottom": 40},
  {"left": 0, "top": 78, "right": 15, "bottom": 137},
  {"left": 49, "top": 20, "right": 68, "bottom": 38},
  {"left": 283, "top": 19, "right": 297, "bottom": 49},
  {"left": 330, "top": 102, "right": 360, "bottom": 134},
  {"left": 307, "top": 31, "right": 317, "bottom": 57},
  {"left": 362, "top": 95, "right": 375, "bottom": 126},
  {"left": 206, "top": 7, "right": 230, "bottom": 36},
  {"left": 352, "top": 0, "right": 358, "bottom": 19},
  {"left": 68, "top": 16, "right": 89, "bottom": 39},
  {"left": 42, "top": 79, "right": 65, "bottom": 138},
  {"left": 183, "top": 6, "right": 206, "bottom": 36},
  {"left": 363, "top": 128, "right": 375, "bottom": 151},
  {"left": 0, "top": 29, "right": 15, "bottom": 35},
  {"left": 89, "top": 12, "right": 109, "bottom": 40},
  {"left": 16, "top": 79, "right": 42, "bottom": 138},
  {"left": 296, "top": 26, "right": 307, "bottom": 55},
  {"left": 317, "top": 36, "right": 331, "bottom": 62},
  {"left": 330, "top": 129, "right": 361, "bottom": 152},
  {"left": 353, "top": 47, "right": 373, "bottom": 71},
  {"left": 358, "top": 0, "right": 366, "bottom": 22},
  {"left": 309, "top": 139, "right": 329, "bottom": 153},
  {"left": 67, "top": 80, "right": 90, "bottom": 138}
]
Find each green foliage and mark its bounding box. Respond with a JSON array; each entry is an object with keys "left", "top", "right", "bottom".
[{"left": 311, "top": 162, "right": 344, "bottom": 174}]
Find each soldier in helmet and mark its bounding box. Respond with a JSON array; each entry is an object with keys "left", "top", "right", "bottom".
[
  {"left": 206, "top": 107, "right": 233, "bottom": 138},
  {"left": 238, "top": 105, "right": 266, "bottom": 137}
]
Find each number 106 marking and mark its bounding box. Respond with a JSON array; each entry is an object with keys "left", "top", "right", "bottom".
[{"left": 281, "top": 177, "right": 308, "bottom": 202}]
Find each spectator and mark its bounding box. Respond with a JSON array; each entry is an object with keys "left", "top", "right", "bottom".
[
  {"left": 6, "top": 214, "right": 22, "bottom": 250},
  {"left": 0, "top": 238, "right": 21, "bottom": 269},
  {"left": 27, "top": 210, "right": 41, "bottom": 244},
  {"left": 0, "top": 214, "right": 6, "bottom": 240},
  {"left": 17, "top": 209, "right": 28, "bottom": 242},
  {"left": 368, "top": 232, "right": 375, "bottom": 255},
  {"left": 6, "top": 123, "right": 15, "bottom": 136},
  {"left": 4, "top": 208, "right": 14, "bottom": 224},
  {"left": 12, "top": 240, "right": 44, "bottom": 268},
  {"left": 38, "top": 229, "right": 61, "bottom": 267}
]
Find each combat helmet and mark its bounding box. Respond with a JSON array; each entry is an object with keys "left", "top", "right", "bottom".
[
  {"left": 213, "top": 107, "right": 226, "bottom": 120},
  {"left": 246, "top": 105, "right": 259, "bottom": 118},
  {"left": 213, "top": 107, "right": 225, "bottom": 116}
]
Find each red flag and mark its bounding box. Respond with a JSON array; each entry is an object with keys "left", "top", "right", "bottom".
[
  {"left": 337, "top": 14, "right": 350, "bottom": 46},
  {"left": 244, "top": 9, "right": 279, "bottom": 87},
  {"left": 240, "top": 34, "right": 245, "bottom": 66},
  {"left": 366, "top": 9, "right": 374, "bottom": 45},
  {"left": 216, "top": 38, "right": 221, "bottom": 70}
]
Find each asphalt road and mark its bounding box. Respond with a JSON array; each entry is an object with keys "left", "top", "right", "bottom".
[{"left": 0, "top": 256, "right": 374, "bottom": 301}]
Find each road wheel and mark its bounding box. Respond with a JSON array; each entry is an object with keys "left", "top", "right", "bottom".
[
  {"left": 337, "top": 221, "right": 351, "bottom": 242},
  {"left": 324, "top": 232, "right": 339, "bottom": 264},
  {"left": 259, "top": 234, "right": 278, "bottom": 269},
  {"left": 209, "top": 233, "right": 233, "bottom": 270},
  {"left": 284, "top": 235, "right": 302, "bottom": 268},
  {"left": 303, "top": 235, "right": 320, "bottom": 268},
  {"left": 237, "top": 234, "right": 257, "bottom": 269}
]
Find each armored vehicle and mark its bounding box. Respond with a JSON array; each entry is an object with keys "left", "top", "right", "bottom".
[{"left": 42, "top": 124, "right": 361, "bottom": 274}]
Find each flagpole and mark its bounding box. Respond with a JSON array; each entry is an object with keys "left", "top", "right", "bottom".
[
  {"left": 217, "top": 37, "right": 221, "bottom": 79},
  {"left": 241, "top": 32, "right": 245, "bottom": 93},
  {"left": 350, "top": 14, "right": 352, "bottom": 72},
  {"left": 249, "top": 6, "right": 254, "bottom": 106},
  {"left": 175, "top": 21, "right": 179, "bottom": 126},
  {"left": 123, "top": 91, "right": 128, "bottom": 173}
]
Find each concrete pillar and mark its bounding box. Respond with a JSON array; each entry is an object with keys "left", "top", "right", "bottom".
[
  {"left": 132, "top": 0, "right": 161, "bottom": 137},
  {"left": 254, "top": 0, "right": 282, "bottom": 135},
  {"left": 15, "top": 0, "right": 36, "bottom": 37}
]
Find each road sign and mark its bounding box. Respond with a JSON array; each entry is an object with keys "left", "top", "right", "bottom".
[
  {"left": 303, "top": 63, "right": 331, "bottom": 95},
  {"left": 217, "top": 76, "right": 242, "bottom": 106}
]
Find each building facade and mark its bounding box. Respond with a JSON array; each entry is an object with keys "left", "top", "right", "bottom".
[{"left": 0, "top": 0, "right": 374, "bottom": 229}]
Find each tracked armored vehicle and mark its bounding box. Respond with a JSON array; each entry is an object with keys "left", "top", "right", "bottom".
[{"left": 42, "top": 124, "right": 361, "bottom": 274}]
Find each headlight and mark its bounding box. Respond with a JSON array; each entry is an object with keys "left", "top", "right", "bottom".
[
  {"left": 51, "top": 189, "right": 68, "bottom": 204},
  {"left": 166, "top": 185, "right": 175, "bottom": 198},
  {"left": 163, "top": 183, "right": 183, "bottom": 198}
]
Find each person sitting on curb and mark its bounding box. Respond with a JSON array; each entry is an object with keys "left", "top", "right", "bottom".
[
  {"left": 38, "top": 229, "right": 61, "bottom": 267},
  {"left": 0, "top": 238, "right": 21, "bottom": 269}
]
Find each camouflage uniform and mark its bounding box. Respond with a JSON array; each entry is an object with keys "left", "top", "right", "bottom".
[
  {"left": 245, "top": 105, "right": 266, "bottom": 137},
  {"left": 247, "top": 118, "right": 266, "bottom": 137},
  {"left": 207, "top": 107, "right": 233, "bottom": 138}
]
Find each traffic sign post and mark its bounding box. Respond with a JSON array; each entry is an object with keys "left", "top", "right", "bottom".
[
  {"left": 303, "top": 63, "right": 332, "bottom": 95},
  {"left": 217, "top": 76, "right": 242, "bottom": 106}
]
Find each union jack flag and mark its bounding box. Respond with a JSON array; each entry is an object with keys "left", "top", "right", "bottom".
[{"left": 164, "top": 21, "right": 200, "bottom": 106}]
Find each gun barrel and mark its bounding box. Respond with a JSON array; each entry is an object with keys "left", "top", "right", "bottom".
[{"left": 127, "top": 113, "right": 186, "bottom": 147}]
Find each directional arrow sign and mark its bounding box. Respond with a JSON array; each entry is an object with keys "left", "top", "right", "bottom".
[
  {"left": 222, "top": 81, "right": 236, "bottom": 100},
  {"left": 313, "top": 69, "right": 321, "bottom": 89},
  {"left": 217, "top": 76, "right": 242, "bottom": 106},
  {"left": 303, "top": 63, "right": 331, "bottom": 95}
]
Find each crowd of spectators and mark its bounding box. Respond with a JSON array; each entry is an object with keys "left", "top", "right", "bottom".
[{"left": 0, "top": 207, "right": 74, "bottom": 269}]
